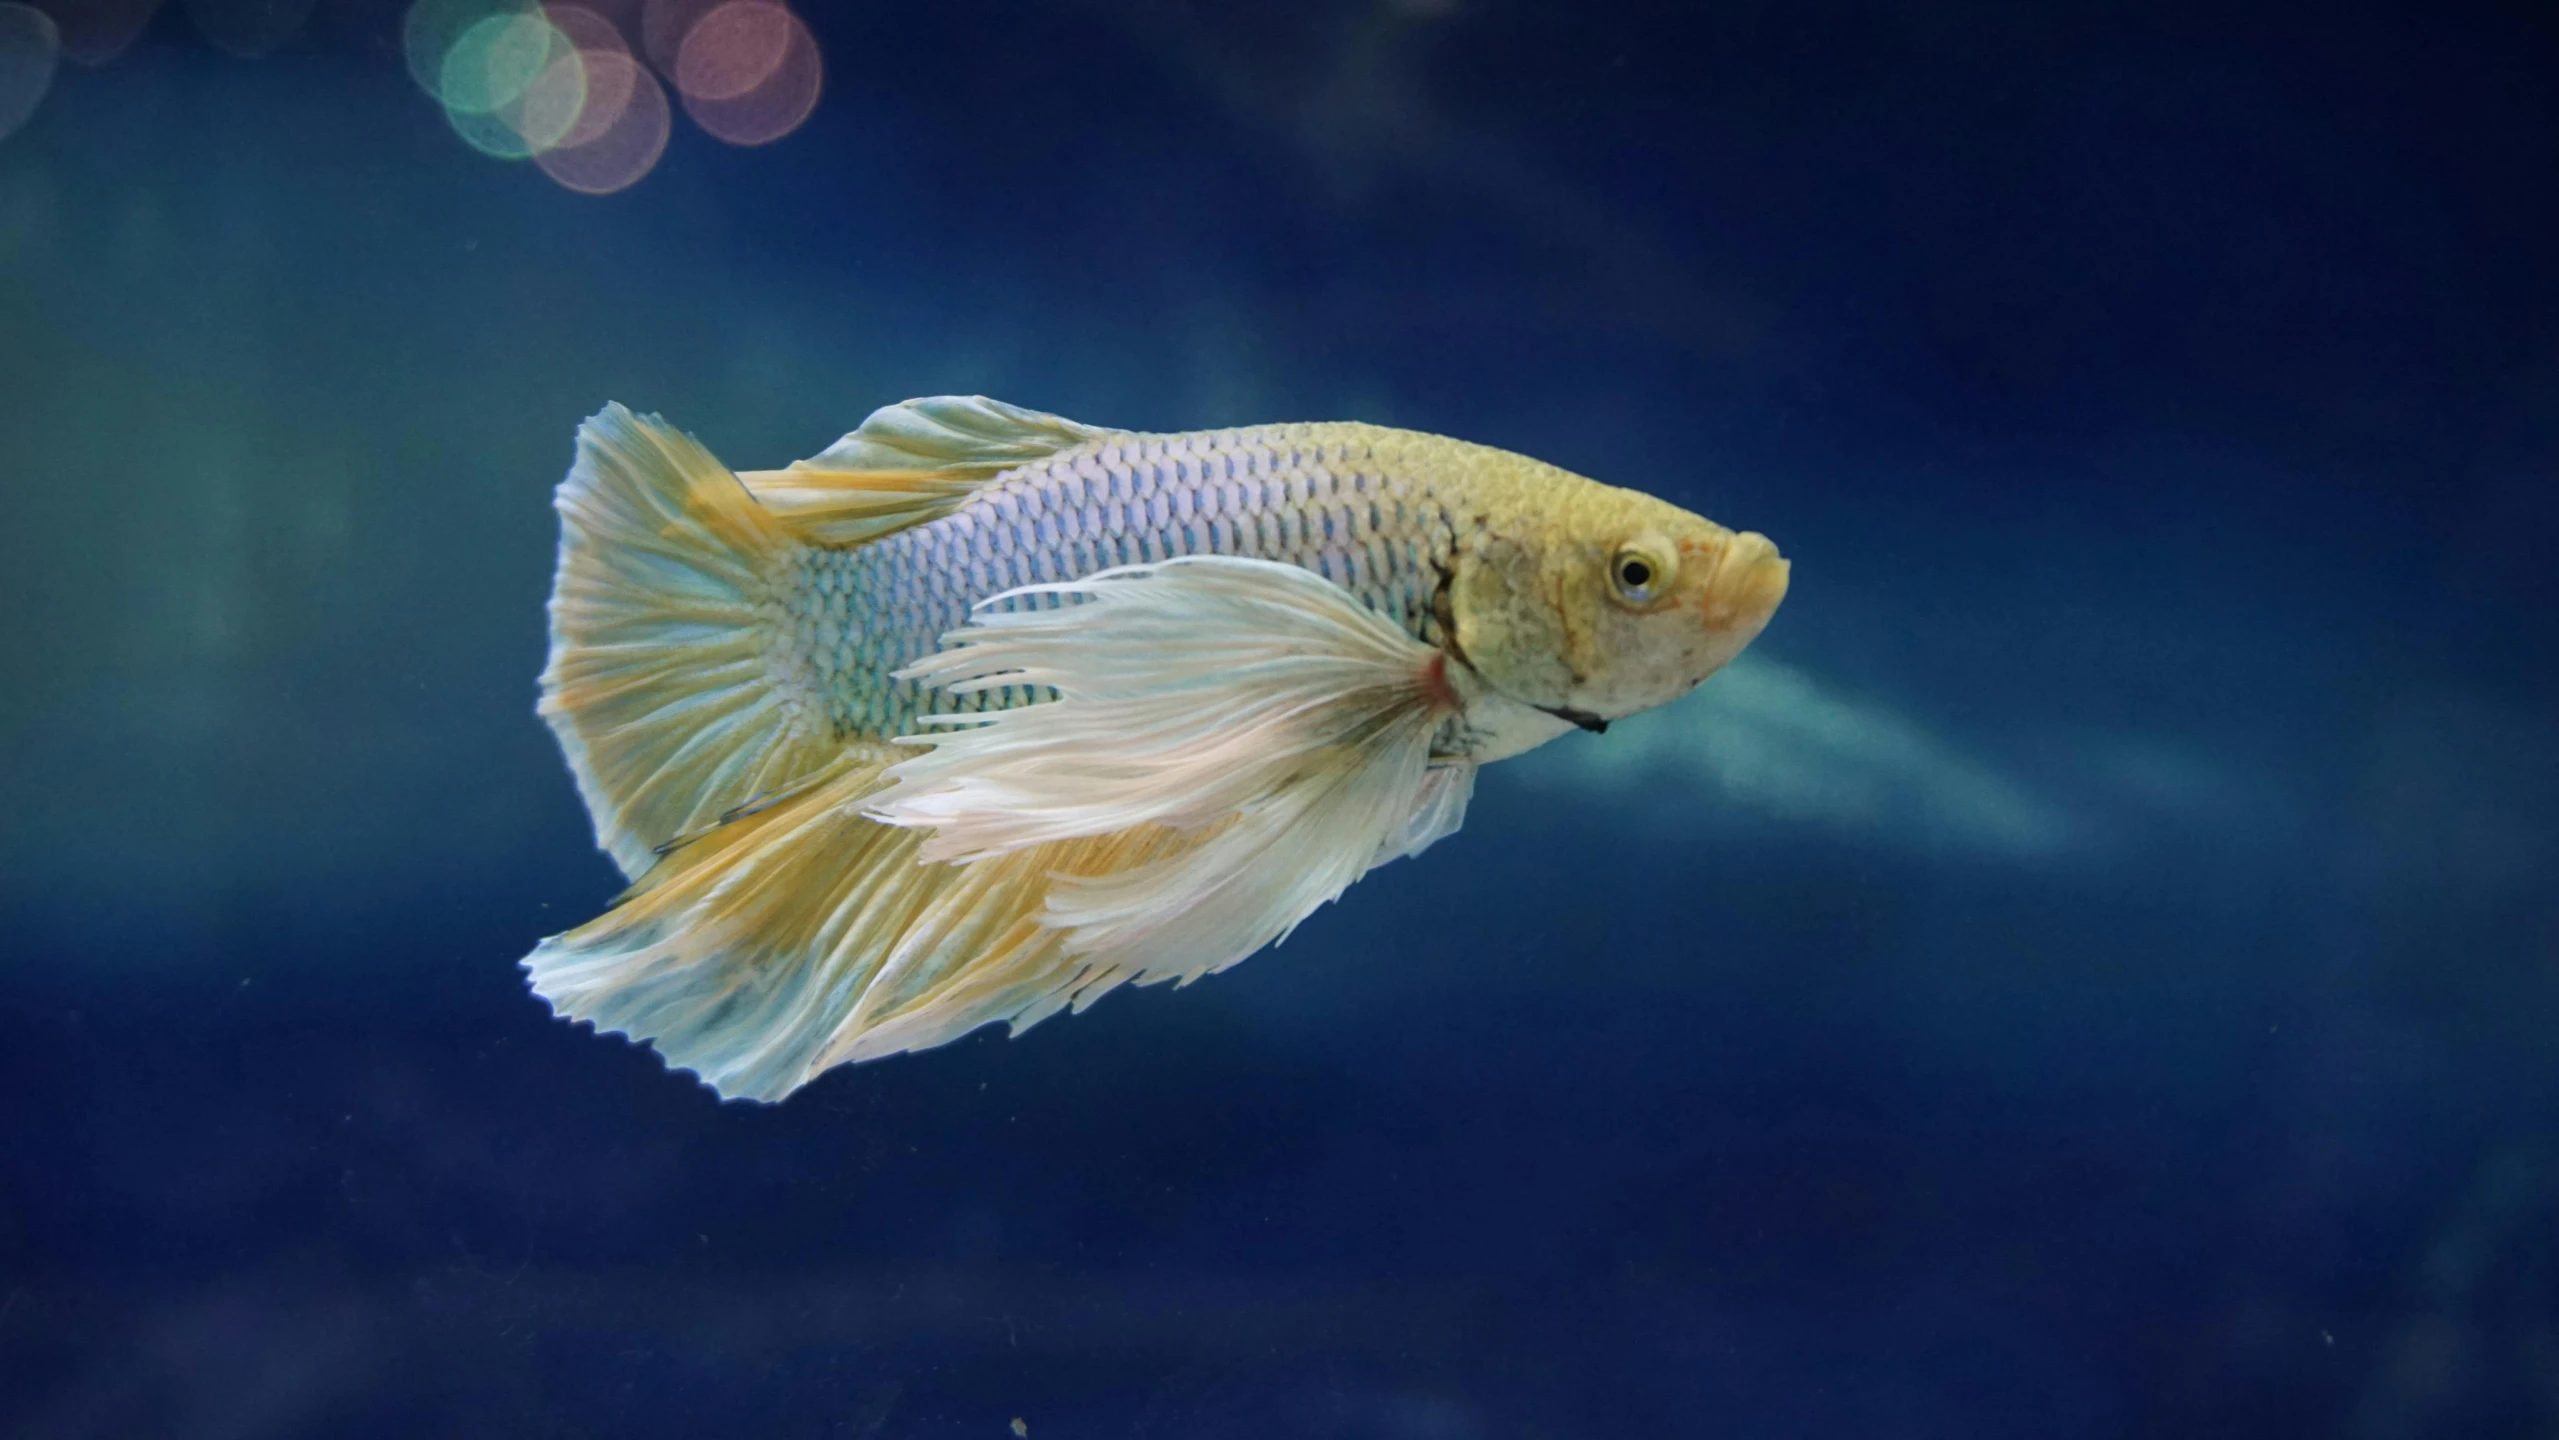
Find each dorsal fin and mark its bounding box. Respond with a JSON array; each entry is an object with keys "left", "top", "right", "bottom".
[{"left": 736, "top": 395, "right": 1117, "bottom": 546}]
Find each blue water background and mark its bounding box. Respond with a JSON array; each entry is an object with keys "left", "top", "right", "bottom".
[{"left": 2, "top": 1, "right": 2555, "bottom": 1434}]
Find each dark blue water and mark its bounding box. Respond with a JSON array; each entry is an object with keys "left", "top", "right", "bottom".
[{"left": 3, "top": 1, "right": 2554, "bottom": 1435}]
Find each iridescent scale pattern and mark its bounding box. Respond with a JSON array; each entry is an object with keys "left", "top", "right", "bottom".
[{"left": 776, "top": 423, "right": 1463, "bottom": 741}]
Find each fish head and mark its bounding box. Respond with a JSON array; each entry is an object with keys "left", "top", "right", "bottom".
[{"left": 1448, "top": 482, "right": 1788, "bottom": 724}]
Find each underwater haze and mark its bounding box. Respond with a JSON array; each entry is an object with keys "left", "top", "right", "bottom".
[{"left": 4, "top": 0, "right": 2558, "bottom": 1435}]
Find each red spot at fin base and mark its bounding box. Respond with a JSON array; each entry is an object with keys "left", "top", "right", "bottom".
[{"left": 1419, "top": 651, "right": 1462, "bottom": 714}]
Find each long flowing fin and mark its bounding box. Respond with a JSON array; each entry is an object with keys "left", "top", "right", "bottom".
[
  {"left": 522, "top": 751, "right": 1199, "bottom": 1100},
  {"left": 734, "top": 395, "right": 1116, "bottom": 546},
  {"left": 870, "top": 556, "right": 1469, "bottom": 983},
  {"left": 541, "top": 405, "right": 836, "bottom": 879}
]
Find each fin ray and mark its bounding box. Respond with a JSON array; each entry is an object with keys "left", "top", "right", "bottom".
[
  {"left": 736, "top": 395, "right": 1117, "bottom": 546},
  {"left": 870, "top": 556, "right": 1469, "bottom": 984},
  {"left": 540, "top": 405, "right": 835, "bottom": 878},
  {"left": 524, "top": 756, "right": 1199, "bottom": 1100}
]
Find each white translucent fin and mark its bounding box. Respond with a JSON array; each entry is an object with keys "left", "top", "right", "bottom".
[
  {"left": 1380, "top": 762, "right": 1476, "bottom": 864},
  {"left": 523, "top": 753, "right": 1202, "bottom": 1101},
  {"left": 735, "top": 395, "right": 1117, "bottom": 546},
  {"left": 868, "top": 556, "right": 1466, "bottom": 983},
  {"left": 540, "top": 404, "right": 834, "bottom": 879}
]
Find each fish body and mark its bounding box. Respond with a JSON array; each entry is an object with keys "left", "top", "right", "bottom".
[
  {"left": 527, "top": 397, "right": 1787, "bottom": 1100},
  {"left": 766, "top": 423, "right": 1466, "bottom": 743}
]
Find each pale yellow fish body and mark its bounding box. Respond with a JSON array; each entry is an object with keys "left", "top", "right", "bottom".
[{"left": 526, "top": 397, "right": 1787, "bottom": 1100}]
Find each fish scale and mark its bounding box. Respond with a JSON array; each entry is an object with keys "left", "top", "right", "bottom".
[{"left": 776, "top": 423, "right": 1463, "bottom": 741}]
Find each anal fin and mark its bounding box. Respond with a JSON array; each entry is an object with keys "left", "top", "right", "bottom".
[{"left": 523, "top": 754, "right": 1196, "bottom": 1100}]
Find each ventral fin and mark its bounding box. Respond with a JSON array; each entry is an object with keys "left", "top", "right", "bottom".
[
  {"left": 867, "top": 556, "right": 1472, "bottom": 985},
  {"left": 736, "top": 395, "right": 1118, "bottom": 546}
]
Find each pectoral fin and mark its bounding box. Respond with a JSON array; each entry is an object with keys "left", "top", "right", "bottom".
[{"left": 869, "top": 556, "right": 1468, "bottom": 982}]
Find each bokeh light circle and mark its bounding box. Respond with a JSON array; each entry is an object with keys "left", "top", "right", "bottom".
[
  {"left": 404, "top": 0, "right": 534, "bottom": 101},
  {"left": 678, "top": 2, "right": 817, "bottom": 147},
  {"left": 0, "top": 2, "right": 57, "bottom": 143},
  {"left": 672, "top": 0, "right": 788, "bottom": 103},
  {"left": 542, "top": 5, "right": 636, "bottom": 149},
  {"left": 407, "top": 0, "right": 816, "bottom": 189},
  {"left": 440, "top": 12, "right": 587, "bottom": 159},
  {"left": 535, "top": 52, "right": 669, "bottom": 195},
  {"left": 638, "top": 0, "right": 720, "bottom": 75},
  {"left": 511, "top": 41, "right": 590, "bottom": 149},
  {"left": 438, "top": 11, "right": 549, "bottom": 114}
]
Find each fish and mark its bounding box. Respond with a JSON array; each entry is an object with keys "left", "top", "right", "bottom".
[{"left": 522, "top": 396, "right": 1789, "bottom": 1100}]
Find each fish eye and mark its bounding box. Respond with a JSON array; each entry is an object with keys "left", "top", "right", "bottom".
[{"left": 1607, "top": 535, "right": 1678, "bottom": 607}]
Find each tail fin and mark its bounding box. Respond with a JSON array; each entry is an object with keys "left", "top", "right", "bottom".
[{"left": 539, "top": 405, "right": 833, "bottom": 878}]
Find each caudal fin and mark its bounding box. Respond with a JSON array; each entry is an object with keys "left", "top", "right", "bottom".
[{"left": 539, "top": 405, "right": 834, "bottom": 878}]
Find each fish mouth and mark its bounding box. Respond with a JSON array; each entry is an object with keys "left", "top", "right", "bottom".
[{"left": 1691, "top": 529, "right": 1789, "bottom": 635}]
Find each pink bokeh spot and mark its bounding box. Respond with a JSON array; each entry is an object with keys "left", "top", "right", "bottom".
[
  {"left": 636, "top": 0, "right": 719, "bottom": 76},
  {"left": 542, "top": 4, "right": 638, "bottom": 150},
  {"left": 677, "top": 2, "right": 816, "bottom": 147},
  {"left": 671, "top": 0, "right": 790, "bottom": 103},
  {"left": 536, "top": 51, "right": 669, "bottom": 195}
]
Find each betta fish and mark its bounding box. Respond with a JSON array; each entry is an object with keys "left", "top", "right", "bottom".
[{"left": 523, "top": 397, "right": 1788, "bottom": 1100}]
